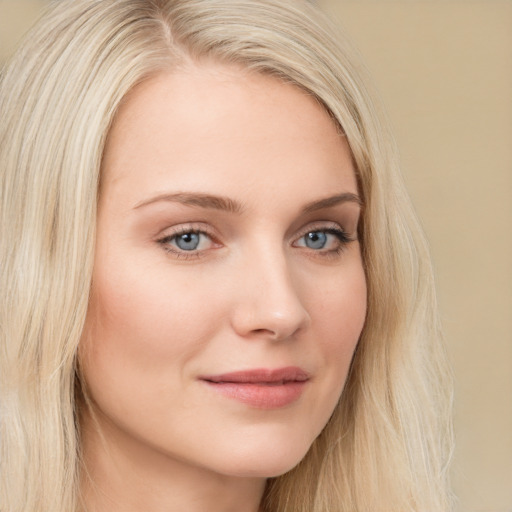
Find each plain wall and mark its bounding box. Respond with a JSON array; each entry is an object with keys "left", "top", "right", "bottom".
[{"left": 1, "top": 1, "right": 511, "bottom": 511}]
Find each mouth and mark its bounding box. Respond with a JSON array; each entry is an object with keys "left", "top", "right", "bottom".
[{"left": 199, "top": 367, "right": 310, "bottom": 409}]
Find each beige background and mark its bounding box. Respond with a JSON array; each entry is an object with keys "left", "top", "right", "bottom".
[{"left": 1, "top": 1, "right": 511, "bottom": 510}]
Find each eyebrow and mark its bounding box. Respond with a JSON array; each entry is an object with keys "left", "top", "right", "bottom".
[
  {"left": 301, "top": 192, "right": 363, "bottom": 213},
  {"left": 133, "top": 192, "right": 244, "bottom": 214},
  {"left": 133, "top": 191, "right": 362, "bottom": 214}
]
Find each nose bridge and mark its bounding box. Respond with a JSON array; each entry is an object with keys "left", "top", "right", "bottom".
[{"left": 230, "top": 239, "right": 310, "bottom": 340}]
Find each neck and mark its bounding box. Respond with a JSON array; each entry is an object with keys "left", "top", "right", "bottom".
[{"left": 79, "top": 408, "right": 266, "bottom": 512}]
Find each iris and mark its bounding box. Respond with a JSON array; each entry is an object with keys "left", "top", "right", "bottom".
[
  {"left": 305, "top": 231, "right": 328, "bottom": 250},
  {"left": 175, "top": 232, "right": 201, "bottom": 251}
]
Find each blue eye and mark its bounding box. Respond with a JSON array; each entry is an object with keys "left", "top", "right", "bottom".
[
  {"left": 158, "top": 230, "right": 214, "bottom": 256},
  {"left": 174, "top": 232, "right": 201, "bottom": 251},
  {"left": 304, "top": 231, "right": 328, "bottom": 249},
  {"left": 294, "top": 227, "right": 351, "bottom": 254}
]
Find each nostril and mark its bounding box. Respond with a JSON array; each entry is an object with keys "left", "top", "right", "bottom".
[
  {"left": 248, "top": 323, "right": 304, "bottom": 342},
  {"left": 251, "top": 327, "right": 279, "bottom": 338},
  {"left": 229, "top": 265, "right": 311, "bottom": 340}
]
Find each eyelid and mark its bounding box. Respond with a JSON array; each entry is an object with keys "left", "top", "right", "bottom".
[
  {"left": 292, "top": 221, "right": 355, "bottom": 242},
  {"left": 291, "top": 221, "right": 356, "bottom": 259},
  {"left": 155, "top": 222, "right": 221, "bottom": 259},
  {"left": 154, "top": 220, "right": 357, "bottom": 260},
  {"left": 155, "top": 221, "right": 217, "bottom": 240}
]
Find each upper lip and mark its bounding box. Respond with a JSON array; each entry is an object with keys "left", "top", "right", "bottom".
[{"left": 200, "top": 366, "right": 310, "bottom": 384}]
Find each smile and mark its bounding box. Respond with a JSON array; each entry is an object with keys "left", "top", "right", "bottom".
[{"left": 200, "top": 367, "right": 310, "bottom": 409}]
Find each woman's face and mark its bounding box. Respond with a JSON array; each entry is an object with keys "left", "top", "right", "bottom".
[{"left": 80, "top": 63, "right": 367, "bottom": 481}]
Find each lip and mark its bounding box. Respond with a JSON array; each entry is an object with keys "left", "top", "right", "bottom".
[{"left": 199, "top": 367, "right": 310, "bottom": 409}]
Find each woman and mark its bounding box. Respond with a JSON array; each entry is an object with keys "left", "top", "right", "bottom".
[{"left": 0, "top": 0, "right": 453, "bottom": 511}]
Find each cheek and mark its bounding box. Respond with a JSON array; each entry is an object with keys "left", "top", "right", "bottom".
[
  {"left": 94, "top": 254, "right": 216, "bottom": 339},
  {"left": 79, "top": 258, "right": 220, "bottom": 407},
  {"left": 311, "top": 259, "right": 367, "bottom": 351},
  {"left": 297, "top": 257, "right": 366, "bottom": 433},
  {"left": 315, "top": 263, "right": 366, "bottom": 395}
]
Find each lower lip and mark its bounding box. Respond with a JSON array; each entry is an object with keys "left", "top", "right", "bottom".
[{"left": 203, "top": 381, "right": 307, "bottom": 409}]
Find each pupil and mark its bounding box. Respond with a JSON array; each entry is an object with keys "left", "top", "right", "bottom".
[
  {"left": 306, "top": 231, "right": 327, "bottom": 249},
  {"left": 176, "top": 233, "right": 200, "bottom": 251}
]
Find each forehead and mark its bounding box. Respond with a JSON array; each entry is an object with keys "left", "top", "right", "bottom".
[{"left": 100, "top": 63, "right": 357, "bottom": 210}]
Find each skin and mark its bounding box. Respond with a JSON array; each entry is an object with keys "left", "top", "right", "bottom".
[{"left": 79, "top": 62, "right": 367, "bottom": 512}]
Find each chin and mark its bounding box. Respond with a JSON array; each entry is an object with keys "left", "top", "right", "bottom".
[{"left": 211, "top": 433, "right": 314, "bottom": 479}]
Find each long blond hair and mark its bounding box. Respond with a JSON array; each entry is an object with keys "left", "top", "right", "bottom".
[{"left": 0, "top": 1, "right": 453, "bottom": 510}]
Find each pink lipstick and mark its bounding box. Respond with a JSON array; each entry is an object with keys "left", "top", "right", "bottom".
[{"left": 200, "top": 367, "right": 309, "bottom": 409}]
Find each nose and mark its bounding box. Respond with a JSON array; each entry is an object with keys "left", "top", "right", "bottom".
[{"left": 230, "top": 250, "right": 311, "bottom": 341}]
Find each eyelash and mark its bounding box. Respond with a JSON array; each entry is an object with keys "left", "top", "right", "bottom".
[
  {"left": 157, "top": 226, "right": 217, "bottom": 260},
  {"left": 156, "top": 223, "right": 354, "bottom": 261},
  {"left": 295, "top": 226, "right": 353, "bottom": 255}
]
